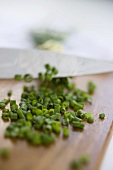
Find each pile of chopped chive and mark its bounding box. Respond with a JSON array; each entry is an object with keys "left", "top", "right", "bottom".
[{"left": 0, "top": 64, "right": 96, "bottom": 146}]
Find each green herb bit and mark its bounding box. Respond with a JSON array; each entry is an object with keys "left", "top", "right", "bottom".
[
  {"left": 45, "top": 73, "right": 52, "bottom": 81},
  {"left": 17, "top": 109, "right": 26, "bottom": 119},
  {"left": 63, "top": 127, "right": 69, "bottom": 138},
  {"left": 0, "top": 102, "right": 6, "bottom": 109},
  {"left": 70, "top": 154, "right": 89, "bottom": 169},
  {"left": 41, "top": 133, "right": 56, "bottom": 145},
  {"left": 76, "top": 109, "right": 84, "bottom": 118},
  {"left": 87, "top": 117, "right": 94, "bottom": 123},
  {"left": 38, "top": 72, "right": 45, "bottom": 81},
  {"left": 14, "top": 74, "right": 23, "bottom": 80},
  {"left": 1, "top": 98, "right": 10, "bottom": 105},
  {"left": 52, "top": 121, "right": 61, "bottom": 134},
  {"left": 80, "top": 154, "right": 90, "bottom": 165},
  {"left": 2, "top": 112, "right": 10, "bottom": 120},
  {"left": 73, "top": 121, "right": 85, "bottom": 129},
  {"left": 88, "top": 81, "right": 96, "bottom": 94},
  {"left": 10, "top": 104, "right": 18, "bottom": 112},
  {"left": 99, "top": 113, "right": 105, "bottom": 119},
  {"left": 0, "top": 148, "right": 10, "bottom": 159},
  {"left": 51, "top": 67, "right": 58, "bottom": 75},
  {"left": 62, "top": 118, "right": 69, "bottom": 126},
  {"left": 27, "top": 131, "right": 41, "bottom": 145},
  {"left": 30, "top": 132, "right": 41, "bottom": 145},
  {"left": 24, "top": 74, "right": 33, "bottom": 82},
  {"left": 85, "top": 112, "right": 93, "bottom": 119},
  {"left": 73, "top": 117, "right": 82, "bottom": 122},
  {"left": 7, "top": 90, "right": 12, "bottom": 97},
  {"left": 45, "top": 64, "right": 51, "bottom": 71},
  {"left": 70, "top": 101, "right": 84, "bottom": 111},
  {"left": 9, "top": 112, "right": 18, "bottom": 120},
  {"left": 70, "top": 160, "right": 81, "bottom": 169},
  {"left": 43, "top": 124, "right": 52, "bottom": 133},
  {"left": 26, "top": 112, "right": 33, "bottom": 121},
  {"left": 10, "top": 100, "right": 16, "bottom": 105}
]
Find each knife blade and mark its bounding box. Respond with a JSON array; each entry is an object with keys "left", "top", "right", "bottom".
[{"left": 0, "top": 47, "right": 113, "bottom": 79}]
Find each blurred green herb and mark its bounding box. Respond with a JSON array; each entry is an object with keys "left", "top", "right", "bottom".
[{"left": 30, "top": 29, "right": 68, "bottom": 52}]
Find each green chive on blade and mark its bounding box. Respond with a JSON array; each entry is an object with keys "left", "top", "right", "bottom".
[
  {"left": 24, "top": 74, "right": 33, "bottom": 82},
  {"left": 14, "top": 74, "right": 23, "bottom": 80}
]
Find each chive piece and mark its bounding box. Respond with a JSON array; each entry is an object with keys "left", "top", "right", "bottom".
[
  {"left": 70, "top": 160, "right": 81, "bottom": 169},
  {"left": 45, "top": 64, "right": 51, "bottom": 71},
  {"left": 99, "top": 113, "right": 105, "bottom": 119},
  {"left": 24, "top": 74, "right": 33, "bottom": 82},
  {"left": 14, "top": 74, "right": 23, "bottom": 80},
  {"left": 51, "top": 67, "right": 58, "bottom": 75},
  {"left": 43, "top": 124, "right": 52, "bottom": 133},
  {"left": 0, "top": 102, "right": 6, "bottom": 109},
  {"left": 88, "top": 81, "right": 96, "bottom": 94},
  {"left": 9, "top": 112, "right": 18, "bottom": 120},
  {"left": 31, "top": 132, "right": 41, "bottom": 145},
  {"left": 62, "top": 118, "right": 69, "bottom": 126},
  {"left": 38, "top": 72, "right": 45, "bottom": 81},
  {"left": 17, "top": 109, "right": 25, "bottom": 119},
  {"left": 85, "top": 112, "right": 93, "bottom": 119},
  {"left": 87, "top": 117, "right": 94, "bottom": 123},
  {"left": 7, "top": 90, "right": 12, "bottom": 97},
  {"left": 80, "top": 154, "right": 90, "bottom": 165},
  {"left": 76, "top": 109, "right": 84, "bottom": 118},
  {"left": 73, "top": 116, "right": 82, "bottom": 122},
  {"left": 70, "top": 154, "right": 89, "bottom": 169},
  {"left": 0, "top": 148, "right": 10, "bottom": 159},
  {"left": 41, "top": 133, "right": 56, "bottom": 145},
  {"left": 63, "top": 127, "right": 69, "bottom": 138},
  {"left": 73, "top": 121, "right": 85, "bottom": 129},
  {"left": 52, "top": 121, "right": 61, "bottom": 134},
  {"left": 26, "top": 112, "right": 32, "bottom": 121},
  {"left": 2, "top": 112, "right": 10, "bottom": 120}
]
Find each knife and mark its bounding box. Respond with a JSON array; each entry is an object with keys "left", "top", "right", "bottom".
[{"left": 0, "top": 47, "right": 113, "bottom": 79}]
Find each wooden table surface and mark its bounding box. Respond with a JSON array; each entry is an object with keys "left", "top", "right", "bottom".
[{"left": 0, "top": 73, "right": 113, "bottom": 170}]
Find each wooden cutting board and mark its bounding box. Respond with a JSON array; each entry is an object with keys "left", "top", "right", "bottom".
[{"left": 0, "top": 73, "right": 113, "bottom": 170}]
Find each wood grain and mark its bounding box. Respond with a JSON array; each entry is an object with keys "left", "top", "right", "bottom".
[{"left": 0, "top": 73, "right": 113, "bottom": 170}]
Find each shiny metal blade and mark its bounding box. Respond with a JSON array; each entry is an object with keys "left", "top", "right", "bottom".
[{"left": 0, "top": 47, "right": 113, "bottom": 79}]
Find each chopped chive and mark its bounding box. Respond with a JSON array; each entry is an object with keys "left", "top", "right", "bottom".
[
  {"left": 87, "top": 117, "right": 94, "bottom": 123},
  {"left": 7, "top": 90, "right": 12, "bottom": 97},
  {"left": 2, "top": 112, "right": 10, "bottom": 120},
  {"left": 99, "top": 113, "right": 105, "bottom": 119},
  {"left": 0, "top": 102, "right": 6, "bottom": 109},
  {"left": 88, "top": 81, "right": 96, "bottom": 94},
  {"left": 73, "top": 121, "right": 85, "bottom": 129},
  {"left": 63, "top": 127, "right": 69, "bottom": 138},
  {"left": 14, "top": 74, "right": 23, "bottom": 80},
  {"left": 0, "top": 148, "right": 10, "bottom": 159},
  {"left": 1, "top": 64, "right": 96, "bottom": 148},
  {"left": 24, "top": 74, "right": 33, "bottom": 82}
]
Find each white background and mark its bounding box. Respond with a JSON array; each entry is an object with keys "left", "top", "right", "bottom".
[{"left": 0, "top": 0, "right": 113, "bottom": 169}]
